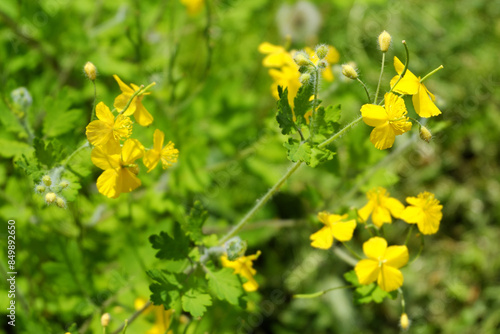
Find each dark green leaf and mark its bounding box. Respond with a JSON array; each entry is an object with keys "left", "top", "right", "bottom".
[
  {"left": 312, "top": 104, "right": 341, "bottom": 142},
  {"left": 149, "top": 223, "right": 191, "bottom": 261},
  {"left": 181, "top": 201, "right": 208, "bottom": 245},
  {"left": 293, "top": 83, "right": 314, "bottom": 127},
  {"left": 283, "top": 138, "right": 335, "bottom": 167},
  {"left": 276, "top": 86, "right": 295, "bottom": 135},
  {"left": 206, "top": 267, "right": 244, "bottom": 305},
  {"left": 181, "top": 288, "right": 212, "bottom": 317}
]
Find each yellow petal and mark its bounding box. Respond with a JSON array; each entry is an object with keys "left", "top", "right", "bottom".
[
  {"left": 153, "top": 129, "right": 165, "bottom": 152},
  {"left": 363, "top": 237, "right": 387, "bottom": 260},
  {"left": 91, "top": 146, "right": 120, "bottom": 170},
  {"left": 86, "top": 120, "right": 113, "bottom": 147},
  {"left": 143, "top": 150, "right": 161, "bottom": 173},
  {"left": 377, "top": 265, "right": 404, "bottom": 292},
  {"left": 412, "top": 85, "right": 441, "bottom": 118},
  {"left": 258, "top": 42, "right": 285, "bottom": 54},
  {"left": 390, "top": 76, "right": 419, "bottom": 95},
  {"left": 322, "top": 68, "right": 334, "bottom": 82},
  {"left": 263, "top": 53, "right": 289, "bottom": 68},
  {"left": 95, "top": 102, "right": 114, "bottom": 124},
  {"left": 384, "top": 245, "right": 409, "bottom": 269},
  {"left": 370, "top": 122, "right": 396, "bottom": 150},
  {"left": 325, "top": 46, "right": 340, "bottom": 64},
  {"left": 393, "top": 57, "right": 419, "bottom": 82},
  {"left": 113, "top": 75, "right": 134, "bottom": 94},
  {"left": 119, "top": 168, "right": 142, "bottom": 194},
  {"left": 382, "top": 197, "right": 405, "bottom": 218},
  {"left": 310, "top": 226, "right": 334, "bottom": 249},
  {"left": 417, "top": 213, "right": 440, "bottom": 235},
  {"left": 384, "top": 93, "right": 407, "bottom": 119},
  {"left": 355, "top": 259, "right": 379, "bottom": 285},
  {"left": 371, "top": 206, "right": 392, "bottom": 227},
  {"left": 400, "top": 206, "right": 422, "bottom": 224},
  {"left": 114, "top": 93, "right": 137, "bottom": 116},
  {"left": 331, "top": 219, "right": 357, "bottom": 242},
  {"left": 121, "top": 139, "right": 144, "bottom": 164},
  {"left": 361, "top": 104, "right": 387, "bottom": 127},
  {"left": 96, "top": 168, "right": 121, "bottom": 198},
  {"left": 358, "top": 201, "right": 374, "bottom": 222},
  {"left": 133, "top": 103, "right": 154, "bottom": 126}
]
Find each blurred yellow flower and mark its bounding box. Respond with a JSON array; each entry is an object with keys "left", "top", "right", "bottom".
[
  {"left": 221, "top": 251, "right": 261, "bottom": 292},
  {"left": 358, "top": 187, "right": 405, "bottom": 228},
  {"left": 304, "top": 45, "right": 340, "bottom": 82},
  {"left": 86, "top": 102, "right": 132, "bottom": 147},
  {"left": 361, "top": 93, "right": 412, "bottom": 150},
  {"left": 310, "top": 212, "right": 356, "bottom": 249},
  {"left": 143, "top": 129, "right": 179, "bottom": 173},
  {"left": 113, "top": 75, "right": 154, "bottom": 127},
  {"left": 400, "top": 191, "right": 442, "bottom": 235},
  {"left": 355, "top": 237, "right": 408, "bottom": 292},
  {"left": 91, "top": 138, "right": 144, "bottom": 198},
  {"left": 134, "top": 297, "right": 174, "bottom": 334},
  {"left": 390, "top": 57, "right": 441, "bottom": 118},
  {"left": 181, "top": 0, "right": 204, "bottom": 15}
]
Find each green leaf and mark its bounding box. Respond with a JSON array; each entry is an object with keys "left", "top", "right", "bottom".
[
  {"left": 149, "top": 223, "right": 191, "bottom": 261},
  {"left": 283, "top": 138, "right": 335, "bottom": 168},
  {"left": 181, "top": 201, "right": 208, "bottom": 245},
  {"left": 181, "top": 288, "right": 212, "bottom": 317},
  {"left": 15, "top": 154, "right": 44, "bottom": 180},
  {"left": 34, "top": 137, "right": 63, "bottom": 168},
  {"left": 276, "top": 86, "right": 295, "bottom": 135},
  {"left": 293, "top": 83, "right": 314, "bottom": 127},
  {"left": 147, "top": 269, "right": 185, "bottom": 289},
  {"left": 343, "top": 270, "right": 397, "bottom": 304},
  {"left": 206, "top": 267, "right": 244, "bottom": 306},
  {"left": 0, "top": 138, "right": 34, "bottom": 158},
  {"left": 149, "top": 282, "right": 181, "bottom": 310},
  {"left": 42, "top": 88, "right": 84, "bottom": 138},
  {"left": 312, "top": 104, "right": 341, "bottom": 142}
]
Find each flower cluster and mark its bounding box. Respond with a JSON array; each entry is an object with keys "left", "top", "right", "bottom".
[
  {"left": 310, "top": 187, "right": 443, "bottom": 292},
  {"left": 86, "top": 75, "right": 179, "bottom": 198},
  {"left": 34, "top": 172, "right": 70, "bottom": 209},
  {"left": 221, "top": 250, "right": 261, "bottom": 292}
]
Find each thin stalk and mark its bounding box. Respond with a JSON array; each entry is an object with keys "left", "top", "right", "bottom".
[
  {"left": 91, "top": 80, "right": 97, "bottom": 121},
  {"left": 387, "top": 40, "right": 410, "bottom": 96},
  {"left": 309, "top": 67, "right": 320, "bottom": 140},
  {"left": 356, "top": 78, "right": 371, "bottom": 102},
  {"left": 409, "top": 235, "right": 425, "bottom": 265},
  {"left": 118, "top": 82, "right": 156, "bottom": 116},
  {"left": 62, "top": 141, "right": 90, "bottom": 167},
  {"left": 318, "top": 115, "right": 363, "bottom": 149},
  {"left": 294, "top": 285, "right": 353, "bottom": 299},
  {"left": 420, "top": 65, "right": 444, "bottom": 83},
  {"left": 398, "top": 287, "right": 406, "bottom": 313},
  {"left": 340, "top": 242, "right": 362, "bottom": 260},
  {"left": 111, "top": 303, "right": 150, "bottom": 334},
  {"left": 373, "top": 52, "right": 386, "bottom": 104},
  {"left": 405, "top": 225, "right": 415, "bottom": 245}
]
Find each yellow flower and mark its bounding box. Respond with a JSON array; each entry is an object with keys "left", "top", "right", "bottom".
[
  {"left": 86, "top": 102, "right": 132, "bottom": 147},
  {"left": 310, "top": 212, "right": 356, "bottom": 249},
  {"left": 400, "top": 191, "right": 442, "bottom": 235},
  {"left": 221, "top": 251, "right": 261, "bottom": 292},
  {"left": 304, "top": 45, "right": 340, "bottom": 82},
  {"left": 91, "top": 138, "right": 144, "bottom": 198},
  {"left": 358, "top": 187, "right": 405, "bottom": 228},
  {"left": 181, "top": 0, "right": 204, "bottom": 15},
  {"left": 355, "top": 237, "right": 409, "bottom": 292},
  {"left": 390, "top": 57, "right": 441, "bottom": 118},
  {"left": 258, "top": 42, "right": 293, "bottom": 68},
  {"left": 134, "top": 297, "right": 174, "bottom": 334},
  {"left": 361, "top": 93, "right": 412, "bottom": 150},
  {"left": 113, "top": 75, "right": 154, "bottom": 127},
  {"left": 143, "top": 129, "right": 179, "bottom": 173}
]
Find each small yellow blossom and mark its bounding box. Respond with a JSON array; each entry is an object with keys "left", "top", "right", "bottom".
[
  {"left": 221, "top": 251, "right": 261, "bottom": 292},
  {"left": 86, "top": 102, "right": 132, "bottom": 147},
  {"left": 143, "top": 129, "right": 179, "bottom": 172},
  {"left": 358, "top": 187, "right": 405, "bottom": 228},
  {"left": 400, "top": 191, "right": 443, "bottom": 235},
  {"left": 310, "top": 212, "right": 356, "bottom": 250},
  {"left": 91, "top": 138, "right": 144, "bottom": 198},
  {"left": 361, "top": 93, "right": 412, "bottom": 150},
  {"left": 355, "top": 237, "right": 409, "bottom": 292},
  {"left": 258, "top": 42, "right": 293, "bottom": 68},
  {"left": 305, "top": 45, "right": 340, "bottom": 82},
  {"left": 181, "top": 0, "right": 204, "bottom": 15},
  {"left": 390, "top": 57, "right": 441, "bottom": 118},
  {"left": 113, "top": 75, "right": 154, "bottom": 127},
  {"left": 84, "top": 61, "right": 97, "bottom": 81},
  {"left": 134, "top": 297, "right": 174, "bottom": 334},
  {"left": 400, "top": 313, "right": 410, "bottom": 330}
]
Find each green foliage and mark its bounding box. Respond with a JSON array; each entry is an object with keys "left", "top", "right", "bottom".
[
  {"left": 149, "top": 224, "right": 191, "bottom": 261},
  {"left": 206, "top": 266, "right": 245, "bottom": 306},
  {"left": 344, "top": 270, "right": 397, "bottom": 304}
]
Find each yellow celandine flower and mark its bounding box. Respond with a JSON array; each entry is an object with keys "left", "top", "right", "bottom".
[
  {"left": 361, "top": 93, "right": 412, "bottom": 150},
  {"left": 304, "top": 45, "right": 340, "bottom": 82},
  {"left": 143, "top": 129, "right": 179, "bottom": 173},
  {"left": 134, "top": 297, "right": 174, "bottom": 334},
  {"left": 400, "top": 191, "right": 443, "bottom": 235},
  {"left": 86, "top": 102, "right": 132, "bottom": 147},
  {"left": 113, "top": 75, "right": 154, "bottom": 127},
  {"left": 220, "top": 251, "right": 261, "bottom": 292},
  {"left": 358, "top": 187, "right": 405, "bottom": 228},
  {"left": 91, "top": 138, "right": 144, "bottom": 198},
  {"left": 390, "top": 57, "right": 441, "bottom": 118},
  {"left": 259, "top": 42, "right": 293, "bottom": 68},
  {"left": 355, "top": 237, "right": 409, "bottom": 292},
  {"left": 180, "top": 0, "right": 204, "bottom": 15},
  {"left": 310, "top": 212, "right": 356, "bottom": 249}
]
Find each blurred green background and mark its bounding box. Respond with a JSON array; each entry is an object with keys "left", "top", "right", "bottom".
[{"left": 0, "top": 0, "right": 499, "bottom": 333}]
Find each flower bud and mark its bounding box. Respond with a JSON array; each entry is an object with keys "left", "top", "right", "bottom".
[
  {"left": 45, "top": 192, "right": 57, "bottom": 204},
  {"left": 55, "top": 197, "right": 66, "bottom": 209},
  {"left": 341, "top": 64, "right": 358, "bottom": 80},
  {"left": 300, "top": 73, "right": 312, "bottom": 84},
  {"left": 42, "top": 175, "right": 52, "bottom": 186},
  {"left": 293, "top": 52, "right": 311, "bottom": 67},
  {"left": 84, "top": 62, "right": 97, "bottom": 81},
  {"left": 59, "top": 180, "right": 70, "bottom": 189},
  {"left": 400, "top": 313, "right": 410, "bottom": 330},
  {"left": 101, "top": 313, "right": 111, "bottom": 327},
  {"left": 378, "top": 30, "right": 392, "bottom": 52},
  {"left": 225, "top": 236, "right": 247, "bottom": 261},
  {"left": 315, "top": 45, "right": 329, "bottom": 60},
  {"left": 35, "top": 185, "right": 46, "bottom": 194},
  {"left": 419, "top": 126, "right": 432, "bottom": 142},
  {"left": 11, "top": 87, "right": 33, "bottom": 111},
  {"left": 317, "top": 59, "right": 328, "bottom": 69}
]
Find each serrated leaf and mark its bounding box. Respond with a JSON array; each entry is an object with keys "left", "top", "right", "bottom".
[
  {"left": 283, "top": 138, "right": 335, "bottom": 167},
  {"left": 181, "top": 289, "right": 212, "bottom": 317},
  {"left": 0, "top": 138, "right": 34, "bottom": 158},
  {"left": 34, "top": 137, "right": 63, "bottom": 168},
  {"left": 181, "top": 201, "right": 208, "bottom": 245},
  {"left": 293, "top": 83, "right": 314, "bottom": 127},
  {"left": 276, "top": 86, "right": 295, "bottom": 135},
  {"left": 312, "top": 104, "right": 341, "bottom": 142},
  {"left": 147, "top": 269, "right": 185, "bottom": 289},
  {"left": 43, "top": 88, "right": 84, "bottom": 137},
  {"left": 206, "top": 267, "right": 244, "bottom": 305},
  {"left": 14, "top": 153, "right": 44, "bottom": 180},
  {"left": 149, "top": 223, "right": 191, "bottom": 261},
  {"left": 149, "top": 282, "right": 181, "bottom": 310}
]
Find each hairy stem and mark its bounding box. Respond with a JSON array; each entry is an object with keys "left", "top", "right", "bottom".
[{"left": 373, "top": 52, "right": 386, "bottom": 104}]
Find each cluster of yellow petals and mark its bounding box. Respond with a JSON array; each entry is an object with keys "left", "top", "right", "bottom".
[
  {"left": 86, "top": 102, "right": 132, "bottom": 147},
  {"left": 400, "top": 192, "right": 443, "bottom": 235},
  {"left": 355, "top": 237, "right": 409, "bottom": 292},
  {"left": 358, "top": 187, "right": 405, "bottom": 228},
  {"left": 113, "top": 75, "right": 154, "bottom": 127},
  {"left": 220, "top": 251, "right": 261, "bottom": 292},
  {"left": 310, "top": 212, "right": 356, "bottom": 249},
  {"left": 144, "top": 129, "right": 180, "bottom": 173},
  {"left": 361, "top": 93, "right": 412, "bottom": 150}
]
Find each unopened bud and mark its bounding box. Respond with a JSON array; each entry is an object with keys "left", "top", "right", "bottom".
[
  {"left": 101, "top": 313, "right": 111, "bottom": 327},
  {"left": 84, "top": 62, "right": 97, "bottom": 81},
  {"left": 35, "top": 185, "right": 46, "bottom": 194},
  {"left": 317, "top": 59, "right": 328, "bottom": 69},
  {"left": 315, "top": 45, "right": 329, "bottom": 60},
  {"left": 293, "top": 52, "right": 311, "bottom": 67},
  {"left": 42, "top": 175, "right": 52, "bottom": 186},
  {"left": 342, "top": 64, "right": 358, "bottom": 80},
  {"left": 45, "top": 192, "right": 57, "bottom": 204},
  {"left": 400, "top": 313, "right": 410, "bottom": 330},
  {"left": 300, "top": 73, "right": 312, "bottom": 84},
  {"left": 55, "top": 197, "right": 66, "bottom": 209},
  {"left": 59, "top": 180, "right": 69, "bottom": 189},
  {"left": 419, "top": 126, "right": 432, "bottom": 142},
  {"left": 225, "top": 236, "right": 247, "bottom": 261},
  {"left": 378, "top": 30, "right": 392, "bottom": 52}
]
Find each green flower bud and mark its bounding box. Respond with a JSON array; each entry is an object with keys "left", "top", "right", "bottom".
[
  {"left": 55, "top": 197, "right": 66, "bottom": 209},
  {"left": 419, "top": 126, "right": 432, "bottom": 142},
  {"left": 293, "top": 52, "right": 311, "bottom": 67},
  {"left": 378, "top": 30, "right": 392, "bottom": 52},
  {"left": 45, "top": 192, "right": 57, "bottom": 204},
  {"left": 300, "top": 73, "right": 312, "bottom": 84},
  {"left": 342, "top": 64, "right": 358, "bottom": 80},
  {"left": 84, "top": 61, "right": 97, "bottom": 81},
  {"left": 42, "top": 175, "right": 52, "bottom": 186},
  {"left": 35, "top": 185, "right": 46, "bottom": 194},
  {"left": 315, "top": 45, "right": 329, "bottom": 60},
  {"left": 59, "top": 180, "right": 70, "bottom": 189},
  {"left": 101, "top": 313, "right": 111, "bottom": 327}
]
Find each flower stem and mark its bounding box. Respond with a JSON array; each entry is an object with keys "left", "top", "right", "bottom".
[
  {"left": 309, "top": 67, "right": 320, "bottom": 141},
  {"left": 409, "top": 235, "right": 425, "bottom": 265},
  {"left": 341, "top": 242, "right": 362, "bottom": 260},
  {"left": 356, "top": 78, "right": 371, "bottom": 103},
  {"left": 91, "top": 80, "right": 97, "bottom": 121},
  {"left": 420, "top": 65, "right": 444, "bottom": 83},
  {"left": 318, "top": 115, "right": 363, "bottom": 149},
  {"left": 118, "top": 82, "right": 156, "bottom": 116},
  {"left": 387, "top": 40, "right": 410, "bottom": 97},
  {"left": 373, "top": 52, "right": 386, "bottom": 104},
  {"left": 111, "top": 302, "right": 148, "bottom": 334},
  {"left": 293, "top": 285, "right": 353, "bottom": 299},
  {"left": 405, "top": 225, "right": 414, "bottom": 245},
  {"left": 62, "top": 141, "right": 90, "bottom": 167}
]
